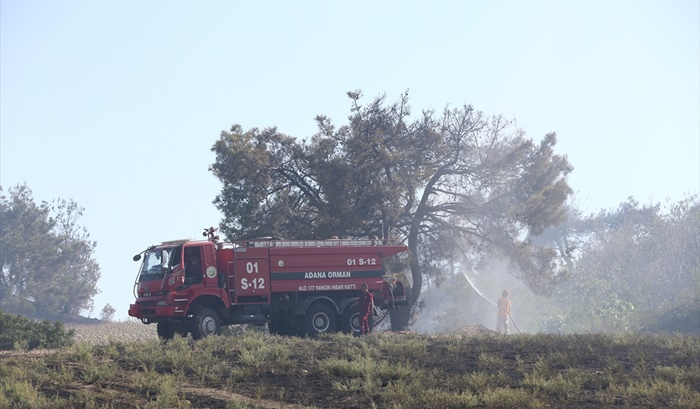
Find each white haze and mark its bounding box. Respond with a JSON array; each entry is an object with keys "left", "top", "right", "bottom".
[{"left": 410, "top": 258, "right": 557, "bottom": 334}]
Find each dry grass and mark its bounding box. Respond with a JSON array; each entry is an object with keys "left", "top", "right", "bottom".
[
  {"left": 66, "top": 319, "right": 159, "bottom": 345},
  {"left": 1, "top": 322, "right": 698, "bottom": 408}
]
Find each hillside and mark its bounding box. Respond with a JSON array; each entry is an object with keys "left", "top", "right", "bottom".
[{"left": 1, "top": 322, "right": 698, "bottom": 408}]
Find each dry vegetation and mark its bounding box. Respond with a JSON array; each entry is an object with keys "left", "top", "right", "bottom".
[
  {"left": 1, "top": 321, "right": 699, "bottom": 408},
  {"left": 66, "top": 320, "right": 160, "bottom": 345}
]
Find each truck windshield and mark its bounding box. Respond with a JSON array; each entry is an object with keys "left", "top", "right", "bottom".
[{"left": 138, "top": 246, "right": 182, "bottom": 282}]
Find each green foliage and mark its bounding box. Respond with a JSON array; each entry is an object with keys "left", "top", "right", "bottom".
[
  {"left": 645, "top": 299, "right": 700, "bottom": 334},
  {"left": 544, "top": 196, "right": 700, "bottom": 334},
  {"left": 0, "top": 380, "right": 51, "bottom": 409},
  {"left": 0, "top": 183, "right": 101, "bottom": 317},
  {"left": 0, "top": 309, "right": 74, "bottom": 350}
]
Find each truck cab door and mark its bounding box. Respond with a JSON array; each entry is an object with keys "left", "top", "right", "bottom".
[{"left": 183, "top": 245, "right": 203, "bottom": 284}]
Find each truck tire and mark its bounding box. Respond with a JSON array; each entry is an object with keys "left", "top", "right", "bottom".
[
  {"left": 304, "top": 304, "right": 337, "bottom": 336},
  {"left": 341, "top": 306, "right": 373, "bottom": 335},
  {"left": 341, "top": 306, "right": 361, "bottom": 334},
  {"left": 190, "top": 307, "right": 221, "bottom": 340}
]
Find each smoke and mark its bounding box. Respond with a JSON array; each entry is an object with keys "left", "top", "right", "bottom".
[
  {"left": 462, "top": 267, "right": 496, "bottom": 307},
  {"left": 409, "top": 279, "right": 464, "bottom": 334},
  {"left": 410, "top": 257, "right": 558, "bottom": 334}
]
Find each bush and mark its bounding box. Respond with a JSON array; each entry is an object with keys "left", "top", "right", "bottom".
[
  {"left": 644, "top": 290, "right": 700, "bottom": 335},
  {"left": 0, "top": 310, "right": 75, "bottom": 350}
]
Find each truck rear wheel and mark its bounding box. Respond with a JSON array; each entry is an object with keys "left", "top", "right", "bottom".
[
  {"left": 341, "top": 306, "right": 373, "bottom": 335},
  {"left": 304, "top": 304, "right": 337, "bottom": 336},
  {"left": 190, "top": 307, "right": 221, "bottom": 340},
  {"left": 341, "top": 305, "right": 361, "bottom": 334}
]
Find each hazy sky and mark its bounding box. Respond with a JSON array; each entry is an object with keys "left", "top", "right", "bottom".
[{"left": 2, "top": 1, "right": 698, "bottom": 319}]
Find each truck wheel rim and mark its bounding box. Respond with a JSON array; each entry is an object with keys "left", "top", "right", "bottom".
[
  {"left": 351, "top": 314, "right": 360, "bottom": 331},
  {"left": 203, "top": 317, "right": 216, "bottom": 334},
  {"left": 313, "top": 313, "right": 329, "bottom": 332}
]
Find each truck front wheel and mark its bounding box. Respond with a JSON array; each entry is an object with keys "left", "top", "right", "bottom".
[
  {"left": 190, "top": 307, "right": 221, "bottom": 340},
  {"left": 304, "top": 304, "right": 337, "bottom": 336}
]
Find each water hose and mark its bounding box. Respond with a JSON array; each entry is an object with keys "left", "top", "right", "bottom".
[
  {"left": 508, "top": 312, "right": 523, "bottom": 334},
  {"left": 373, "top": 308, "right": 390, "bottom": 326}
]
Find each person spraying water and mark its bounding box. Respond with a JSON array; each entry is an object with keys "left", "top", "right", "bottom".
[
  {"left": 497, "top": 290, "right": 512, "bottom": 334},
  {"left": 462, "top": 267, "right": 522, "bottom": 334},
  {"left": 455, "top": 243, "right": 522, "bottom": 333}
]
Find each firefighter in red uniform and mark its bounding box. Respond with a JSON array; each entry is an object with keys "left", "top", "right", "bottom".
[{"left": 358, "top": 284, "right": 374, "bottom": 335}]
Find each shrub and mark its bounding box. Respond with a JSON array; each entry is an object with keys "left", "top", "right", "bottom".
[
  {"left": 645, "top": 303, "right": 700, "bottom": 334},
  {"left": 0, "top": 310, "right": 74, "bottom": 350}
]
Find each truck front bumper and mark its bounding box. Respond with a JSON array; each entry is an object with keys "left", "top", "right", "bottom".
[{"left": 128, "top": 301, "right": 188, "bottom": 320}]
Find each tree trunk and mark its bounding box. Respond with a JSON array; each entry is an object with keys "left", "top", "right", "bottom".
[{"left": 389, "top": 210, "right": 424, "bottom": 330}]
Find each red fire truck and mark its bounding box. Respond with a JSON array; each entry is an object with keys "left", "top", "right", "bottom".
[{"left": 128, "top": 228, "right": 408, "bottom": 339}]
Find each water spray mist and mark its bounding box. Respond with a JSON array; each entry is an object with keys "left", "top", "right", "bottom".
[{"left": 456, "top": 244, "right": 523, "bottom": 334}]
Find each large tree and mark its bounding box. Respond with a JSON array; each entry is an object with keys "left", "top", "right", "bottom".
[
  {"left": 211, "top": 92, "right": 573, "bottom": 329},
  {"left": 0, "top": 184, "right": 100, "bottom": 318}
]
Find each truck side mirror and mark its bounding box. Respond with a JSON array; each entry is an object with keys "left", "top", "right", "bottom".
[{"left": 133, "top": 254, "right": 142, "bottom": 262}]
